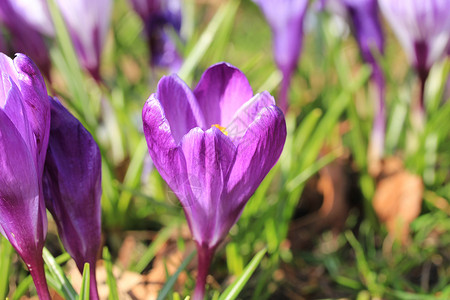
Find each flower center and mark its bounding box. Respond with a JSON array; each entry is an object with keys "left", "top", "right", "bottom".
[{"left": 211, "top": 124, "right": 228, "bottom": 136}]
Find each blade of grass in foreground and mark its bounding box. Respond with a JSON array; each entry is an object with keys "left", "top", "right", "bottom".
[
  {"left": 132, "top": 226, "right": 174, "bottom": 273},
  {"left": 178, "top": 0, "right": 240, "bottom": 82},
  {"left": 156, "top": 251, "right": 196, "bottom": 300},
  {"left": 43, "top": 248, "right": 77, "bottom": 300},
  {"left": 0, "top": 236, "right": 13, "bottom": 299},
  {"left": 219, "top": 247, "right": 267, "bottom": 300},
  {"left": 79, "top": 263, "right": 90, "bottom": 300},
  {"left": 103, "top": 247, "right": 119, "bottom": 300}
]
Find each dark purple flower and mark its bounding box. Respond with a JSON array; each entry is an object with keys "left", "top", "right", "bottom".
[
  {"left": 0, "top": 1, "right": 52, "bottom": 78},
  {"left": 253, "top": 0, "right": 309, "bottom": 112},
  {"left": 129, "top": 0, "right": 183, "bottom": 71},
  {"left": 322, "top": 0, "right": 386, "bottom": 162},
  {"left": 142, "top": 62, "right": 286, "bottom": 299},
  {"left": 0, "top": 53, "right": 51, "bottom": 299},
  {"left": 43, "top": 98, "right": 102, "bottom": 300},
  {"left": 55, "top": 0, "right": 112, "bottom": 80},
  {"left": 379, "top": 0, "right": 450, "bottom": 115}
]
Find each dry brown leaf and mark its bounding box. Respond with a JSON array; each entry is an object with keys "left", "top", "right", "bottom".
[{"left": 373, "top": 157, "right": 424, "bottom": 245}]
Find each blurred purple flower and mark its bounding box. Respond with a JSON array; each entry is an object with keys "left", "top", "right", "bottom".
[
  {"left": 43, "top": 98, "right": 102, "bottom": 300},
  {"left": 129, "top": 0, "right": 183, "bottom": 71},
  {"left": 253, "top": 0, "right": 309, "bottom": 112},
  {"left": 379, "top": 0, "right": 450, "bottom": 114},
  {"left": 0, "top": 1, "right": 52, "bottom": 78},
  {"left": 0, "top": 53, "right": 51, "bottom": 299},
  {"left": 7, "top": 0, "right": 54, "bottom": 36},
  {"left": 142, "top": 62, "right": 286, "bottom": 299},
  {"left": 322, "top": 0, "right": 386, "bottom": 162},
  {"left": 55, "top": 0, "right": 112, "bottom": 80}
]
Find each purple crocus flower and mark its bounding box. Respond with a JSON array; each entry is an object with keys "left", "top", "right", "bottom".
[
  {"left": 0, "top": 1, "right": 52, "bottom": 79},
  {"left": 142, "top": 62, "right": 286, "bottom": 299},
  {"left": 0, "top": 53, "right": 51, "bottom": 299},
  {"left": 43, "top": 98, "right": 102, "bottom": 300},
  {"left": 7, "top": 0, "right": 54, "bottom": 36},
  {"left": 379, "top": 0, "right": 450, "bottom": 115},
  {"left": 55, "top": 0, "right": 112, "bottom": 80},
  {"left": 129, "top": 0, "right": 183, "bottom": 72},
  {"left": 322, "top": 0, "right": 386, "bottom": 164},
  {"left": 253, "top": 0, "right": 308, "bottom": 112}
]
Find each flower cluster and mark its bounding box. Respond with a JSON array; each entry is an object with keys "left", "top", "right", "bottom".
[{"left": 0, "top": 53, "right": 102, "bottom": 300}]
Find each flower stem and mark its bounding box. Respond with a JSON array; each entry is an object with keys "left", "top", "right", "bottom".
[
  {"left": 90, "top": 263, "right": 100, "bottom": 300},
  {"left": 192, "top": 243, "right": 215, "bottom": 300},
  {"left": 278, "top": 71, "right": 292, "bottom": 114},
  {"left": 370, "top": 68, "right": 386, "bottom": 158},
  {"left": 28, "top": 257, "right": 51, "bottom": 300}
]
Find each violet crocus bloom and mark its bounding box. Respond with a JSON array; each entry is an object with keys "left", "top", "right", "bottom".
[
  {"left": 142, "top": 63, "right": 286, "bottom": 299},
  {"left": 7, "top": 0, "right": 54, "bottom": 36},
  {"left": 379, "top": 0, "right": 450, "bottom": 115},
  {"left": 129, "top": 0, "right": 183, "bottom": 71},
  {"left": 253, "top": 0, "right": 308, "bottom": 112},
  {"left": 0, "top": 53, "right": 51, "bottom": 299},
  {"left": 55, "top": 0, "right": 112, "bottom": 80},
  {"left": 0, "top": 1, "right": 52, "bottom": 78},
  {"left": 43, "top": 98, "right": 102, "bottom": 300},
  {"left": 322, "top": 0, "right": 386, "bottom": 163}
]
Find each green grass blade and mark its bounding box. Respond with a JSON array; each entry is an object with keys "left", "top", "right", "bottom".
[
  {"left": 42, "top": 248, "right": 77, "bottom": 300},
  {"left": 46, "top": 0, "right": 95, "bottom": 126},
  {"left": 0, "top": 236, "right": 13, "bottom": 299},
  {"left": 11, "top": 275, "right": 34, "bottom": 300},
  {"left": 132, "top": 226, "right": 174, "bottom": 273},
  {"left": 103, "top": 247, "right": 119, "bottom": 300},
  {"left": 156, "top": 250, "right": 196, "bottom": 300},
  {"left": 219, "top": 247, "right": 267, "bottom": 300},
  {"left": 79, "top": 263, "right": 90, "bottom": 300},
  {"left": 178, "top": 0, "right": 240, "bottom": 82}
]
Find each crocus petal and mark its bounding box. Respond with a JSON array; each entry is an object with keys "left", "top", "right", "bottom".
[
  {"left": 178, "top": 127, "right": 236, "bottom": 247},
  {"left": 223, "top": 105, "right": 286, "bottom": 239},
  {"left": 149, "top": 28, "right": 183, "bottom": 72},
  {"left": 0, "top": 53, "right": 17, "bottom": 84},
  {"left": 194, "top": 62, "right": 253, "bottom": 127},
  {"left": 225, "top": 91, "right": 276, "bottom": 145},
  {"left": 142, "top": 94, "right": 187, "bottom": 184},
  {"left": 379, "top": 0, "right": 450, "bottom": 73},
  {"left": 14, "top": 54, "right": 50, "bottom": 173},
  {"left": 0, "top": 2, "right": 52, "bottom": 78},
  {"left": 43, "top": 98, "right": 102, "bottom": 270},
  {"left": 129, "top": 0, "right": 183, "bottom": 71},
  {"left": 155, "top": 75, "right": 205, "bottom": 143},
  {"left": 0, "top": 75, "right": 35, "bottom": 155},
  {"left": 254, "top": 0, "right": 308, "bottom": 76},
  {"left": 8, "top": 0, "right": 54, "bottom": 36},
  {"left": 0, "top": 108, "right": 43, "bottom": 260},
  {"left": 344, "top": 0, "right": 384, "bottom": 66},
  {"left": 43, "top": 98, "right": 101, "bottom": 299},
  {"left": 56, "top": 0, "right": 112, "bottom": 79}
]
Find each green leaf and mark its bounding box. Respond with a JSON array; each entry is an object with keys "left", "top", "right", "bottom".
[
  {"left": 178, "top": 0, "right": 241, "bottom": 82},
  {"left": 79, "top": 263, "right": 90, "bottom": 300},
  {"left": 156, "top": 251, "right": 196, "bottom": 300},
  {"left": 103, "top": 247, "right": 119, "bottom": 300},
  {"left": 0, "top": 236, "right": 13, "bottom": 299},
  {"left": 42, "top": 248, "right": 77, "bottom": 300},
  {"left": 219, "top": 247, "right": 267, "bottom": 300},
  {"left": 132, "top": 226, "right": 174, "bottom": 273}
]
